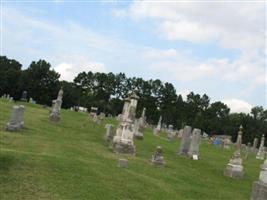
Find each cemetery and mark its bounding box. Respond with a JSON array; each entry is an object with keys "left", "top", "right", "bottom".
[
  {"left": 0, "top": 95, "right": 266, "bottom": 200},
  {"left": 0, "top": 1, "right": 265, "bottom": 200}
]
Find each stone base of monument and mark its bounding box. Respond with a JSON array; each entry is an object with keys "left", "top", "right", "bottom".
[
  {"left": 251, "top": 181, "right": 267, "bottom": 200},
  {"left": 6, "top": 123, "right": 21, "bottom": 132},
  {"left": 224, "top": 163, "right": 244, "bottom": 178},
  {"left": 188, "top": 153, "right": 199, "bottom": 160},
  {"left": 49, "top": 113, "right": 61, "bottom": 122},
  {"left": 256, "top": 155, "right": 265, "bottom": 160},
  {"left": 113, "top": 139, "right": 135, "bottom": 155},
  {"left": 151, "top": 158, "right": 165, "bottom": 166}
]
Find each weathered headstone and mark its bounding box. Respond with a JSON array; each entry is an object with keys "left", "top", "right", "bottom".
[
  {"left": 256, "top": 134, "right": 265, "bottom": 160},
  {"left": 178, "top": 126, "right": 192, "bottom": 155},
  {"left": 188, "top": 128, "right": 201, "bottom": 160},
  {"left": 104, "top": 124, "right": 114, "bottom": 142},
  {"left": 167, "top": 125, "right": 175, "bottom": 140},
  {"left": 6, "top": 105, "right": 25, "bottom": 132},
  {"left": 253, "top": 138, "right": 259, "bottom": 154},
  {"left": 133, "top": 118, "right": 143, "bottom": 139},
  {"left": 244, "top": 142, "right": 251, "bottom": 159},
  {"left": 151, "top": 146, "right": 165, "bottom": 166},
  {"left": 118, "top": 158, "right": 128, "bottom": 168},
  {"left": 49, "top": 88, "right": 63, "bottom": 122},
  {"left": 20, "top": 91, "right": 27, "bottom": 102},
  {"left": 113, "top": 92, "right": 139, "bottom": 155},
  {"left": 153, "top": 116, "right": 162, "bottom": 136},
  {"left": 251, "top": 159, "right": 267, "bottom": 200},
  {"left": 224, "top": 125, "right": 244, "bottom": 178}
]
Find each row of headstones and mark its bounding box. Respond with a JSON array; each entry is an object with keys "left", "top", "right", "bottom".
[
  {"left": 1, "top": 92, "right": 36, "bottom": 104},
  {"left": 1, "top": 94, "right": 14, "bottom": 102}
]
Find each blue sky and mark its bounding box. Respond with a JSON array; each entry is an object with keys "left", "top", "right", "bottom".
[{"left": 1, "top": 1, "right": 266, "bottom": 112}]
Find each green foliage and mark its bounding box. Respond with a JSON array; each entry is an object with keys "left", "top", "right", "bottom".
[
  {"left": 0, "top": 56, "right": 266, "bottom": 145},
  {"left": 0, "top": 99, "right": 263, "bottom": 200}
]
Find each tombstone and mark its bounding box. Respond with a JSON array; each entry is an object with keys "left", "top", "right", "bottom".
[
  {"left": 118, "top": 158, "right": 128, "bottom": 168},
  {"left": 89, "top": 107, "right": 98, "bottom": 118},
  {"left": 188, "top": 128, "right": 201, "bottom": 160},
  {"left": 133, "top": 119, "right": 143, "bottom": 140},
  {"left": 6, "top": 94, "right": 10, "bottom": 99},
  {"left": 49, "top": 88, "right": 63, "bottom": 122},
  {"left": 224, "top": 125, "right": 244, "bottom": 178},
  {"left": 20, "top": 91, "right": 27, "bottom": 101},
  {"left": 104, "top": 124, "right": 114, "bottom": 142},
  {"left": 178, "top": 126, "right": 192, "bottom": 155},
  {"left": 153, "top": 116, "right": 162, "bottom": 136},
  {"left": 244, "top": 142, "right": 251, "bottom": 159},
  {"left": 256, "top": 134, "right": 265, "bottom": 160},
  {"left": 17, "top": 105, "right": 25, "bottom": 128},
  {"left": 251, "top": 159, "right": 267, "bottom": 200},
  {"left": 177, "top": 129, "right": 183, "bottom": 138},
  {"left": 167, "top": 125, "right": 175, "bottom": 140},
  {"left": 6, "top": 105, "right": 25, "bottom": 132},
  {"left": 98, "top": 112, "right": 105, "bottom": 124},
  {"left": 113, "top": 92, "right": 139, "bottom": 155},
  {"left": 223, "top": 138, "right": 231, "bottom": 149},
  {"left": 151, "top": 146, "right": 165, "bottom": 166},
  {"left": 253, "top": 138, "right": 259, "bottom": 154}
]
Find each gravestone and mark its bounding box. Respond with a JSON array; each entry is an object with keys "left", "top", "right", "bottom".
[
  {"left": 151, "top": 146, "right": 165, "bottom": 166},
  {"left": 224, "top": 125, "right": 244, "bottom": 178},
  {"left": 153, "top": 116, "right": 162, "bottom": 136},
  {"left": 251, "top": 159, "right": 267, "bottom": 200},
  {"left": 49, "top": 88, "right": 63, "bottom": 122},
  {"left": 244, "top": 142, "right": 251, "bottom": 159},
  {"left": 253, "top": 138, "right": 259, "bottom": 154},
  {"left": 256, "top": 134, "right": 265, "bottom": 160},
  {"left": 178, "top": 126, "right": 192, "bottom": 155},
  {"left": 20, "top": 91, "right": 27, "bottom": 102},
  {"left": 6, "top": 105, "right": 25, "bottom": 132},
  {"left": 104, "top": 124, "right": 114, "bottom": 142},
  {"left": 188, "top": 128, "right": 201, "bottom": 160},
  {"left": 133, "top": 118, "right": 143, "bottom": 139},
  {"left": 113, "top": 92, "right": 139, "bottom": 155},
  {"left": 118, "top": 158, "right": 128, "bottom": 168},
  {"left": 167, "top": 125, "right": 175, "bottom": 140}
]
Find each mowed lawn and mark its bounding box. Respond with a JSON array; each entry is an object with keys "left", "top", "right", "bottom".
[{"left": 0, "top": 99, "right": 263, "bottom": 200}]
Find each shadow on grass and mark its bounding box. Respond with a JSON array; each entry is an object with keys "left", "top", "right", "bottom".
[{"left": 0, "top": 154, "right": 15, "bottom": 171}]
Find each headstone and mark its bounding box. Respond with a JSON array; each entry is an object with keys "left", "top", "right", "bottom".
[
  {"left": 6, "top": 105, "right": 25, "bottom": 132},
  {"left": 256, "top": 134, "right": 265, "bottom": 160},
  {"left": 113, "top": 92, "right": 139, "bottom": 155},
  {"left": 177, "top": 129, "right": 183, "bottom": 138},
  {"left": 104, "top": 124, "right": 114, "bottom": 142},
  {"left": 178, "top": 126, "right": 192, "bottom": 155},
  {"left": 188, "top": 128, "right": 201, "bottom": 160},
  {"left": 89, "top": 107, "right": 98, "bottom": 118},
  {"left": 224, "top": 125, "right": 244, "bottom": 178},
  {"left": 20, "top": 91, "right": 27, "bottom": 101},
  {"left": 253, "top": 138, "right": 259, "bottom": 154},
  {"left": 153, "top": 116, "right": 162, "bottom": 136},
  {"left": 133, "top": 118, "right": 143, "bottom": 139},
  {"left": 251, "top": 159, "right": 267, "bottom": 200},
  {"left": 167, "top": 125, "right": 175, "bottom": 140},
  {"left": 49, "top": 88, "right": 63, "bottom": 122},
  {"left": 244, "top": 142, "right": 251, "bottom": 159},
  {"left": 151, "top": 146, "right": 165, "bottom": 166},
  {"left": 118, "top": 158, "right": 128, "bottom": 168}
]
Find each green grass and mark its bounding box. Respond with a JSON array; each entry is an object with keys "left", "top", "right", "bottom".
[{"left": 0, "top": 99, "right": 262, "bottom": 200}]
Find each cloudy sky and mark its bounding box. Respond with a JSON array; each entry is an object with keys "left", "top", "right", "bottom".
[{"left": 1, "top": 1, "right": 266, "bottom": 113}]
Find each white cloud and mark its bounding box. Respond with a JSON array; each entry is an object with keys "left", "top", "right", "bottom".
[
  {"left": 222, "top": 98, "right": 253, "bottom": 113},
  {"left": 54, "top": 55, "right": 107, "bottom": 82}
]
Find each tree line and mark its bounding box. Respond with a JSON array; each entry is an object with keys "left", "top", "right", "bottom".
[{"left": 1, "top": 55, "right": 266, "bottom": 145}]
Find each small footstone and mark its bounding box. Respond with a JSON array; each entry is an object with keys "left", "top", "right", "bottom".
[{"left": 118, "top": 159, "right": 128, "bottom": 168}]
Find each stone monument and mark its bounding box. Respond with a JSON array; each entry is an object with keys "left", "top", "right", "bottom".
[
  {"left": 167, "top": 125, "right": 175, "bottom": 140},
  {"left": 151, "top": 146, "right": 165, "bottom": 166},
  {"left": 224, "top": 125, "right": 244, "bottom": 178},
  {"left": 253, "top": 138, "right": 259, "bottom": 154},
  {"left": 6, "top": 105, "right": 25, "bottom": 132},
  {"left": 20, "top": 91, "right": 27, "bottom": 102},
  {"left": 104, "top": 124, "right": 114, "bottom": 142},
  {"left": 256, "top": 134, "right": 265, "bottom": 160},
  {"left": 153, "top": 116, "right": 162, "bottom": 136},
  {"left": 113, "top": 92, "right": 139, "bottom": 155},
  {"left": 178, "top": 126, "right": 192, "bottom": 155},
  {"left": 188, "top": 128, "right": 201, "bottom": 160},
  {"left": 251, "top": 159, "right": 267, "bottom": 200},
  {"left": 49, "top": 88, "right": 63, "bottom": 122}
]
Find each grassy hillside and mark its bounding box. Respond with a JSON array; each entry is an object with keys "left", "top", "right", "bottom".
[{"left": 0, "top": 99, "right": 262, "bottom": 200}]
